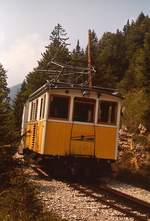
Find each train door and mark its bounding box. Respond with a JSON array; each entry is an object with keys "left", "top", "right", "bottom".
[
  {"left": 70, "top": 97, "right": 96, "bottom": 156},
  {"left": 95, "top": 100, "right": 119, "bottom": 159},
  {"left": 34, "top": 95, "right": 46, "bottom": 153}
]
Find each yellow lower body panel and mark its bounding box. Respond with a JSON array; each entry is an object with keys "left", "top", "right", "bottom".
[
  {"left": 24, "top": 122, "right": 35, "bottom": 150},
  {"left": 24, "top": 121, "right": 45, "bottom": 153},
  {"left": 25, "top": 120, "right": 117, "bottom": 160},
  {"left": 95, "top": 126, "right": 117, "bottom": 160},
  {"left": 71, "top": 141, "right": 94, "bottom": 156},
  {"left": 44, "top": 121, "right": 72, "bottom": 155},
  {"left": 44, "top": 121, "right": 96, "bottom": 156}
]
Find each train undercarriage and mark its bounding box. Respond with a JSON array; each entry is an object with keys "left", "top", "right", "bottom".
[{"left": 23, "top": 148, "right": 114, "bottom": 181}]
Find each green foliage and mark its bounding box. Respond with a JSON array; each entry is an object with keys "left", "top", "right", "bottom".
[
  {"left": 119, "top": 48, "right": 146, "bottom": 92},
  {"left": 96, "top": 31, "right": 127, "bottom": 87},
  {"left": 13, "top": 24, "right": 72, "bottom": 131},
  {"left": 13, "top": 81, "right": 29, "bottom": 132},
  {"left": 133, "top": 135, "right": 148, "bottom": 146},
  {"left": 71, "top": 40, "right": 86, "bottom": 67},
  {"left": 28, "top": 24, "right": 71, "bottom": 90},
  {"left": 12, "top": 14, "right": 150, "bottom": 133},
  {"left": 50, "top": 23, "right": 69, "bottom": 47},
  {"left": 120, "top": 12, "right": 150, "bottom": 92},
  {"left": 0, "top": 146, "right": 64, "bottom": 221},
  {"left": 122, "top": 90, "right": 149, "bottom": 131},
  {"left": 0, "top": 64, "right": 13, "bottom": 145}
]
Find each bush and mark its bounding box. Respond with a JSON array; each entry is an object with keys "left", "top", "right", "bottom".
[
  {"left": 122, "top": 90, "right": 149, "bottom": 132},
  {"left": 0, "top": 146, "right": 64, "bottom": 221}
]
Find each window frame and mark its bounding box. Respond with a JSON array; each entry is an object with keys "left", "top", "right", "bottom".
[
  {"left": 39, "top": 97, "right": 43, "bottom": 120},
  {"left": 97, "top": 100, "right": 118, "bottom": 125},
  {"left": 48, "top": 94, "right": 71, "bottom": 121},
  {"left": 72, "top": 97, "right": 96, "bottom": 123},
  {"left": 42, "top": 94, "right": 46, "bottom": 119},
  {"left": 30, "top": 99, "right": 38, "bottom": 122},
  {"left": 30, "top": 102, "right": 34, "bottom": 121},
  {"left": 35, "top": 99, "right": 38, "bottom": 120}
]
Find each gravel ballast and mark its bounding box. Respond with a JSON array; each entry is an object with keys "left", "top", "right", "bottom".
[
  {"left": 108, "top": 180, "right": 150, "bottom": 203},
  {"left": 24, "top": 166, "right": 141, "bottom": 221}
]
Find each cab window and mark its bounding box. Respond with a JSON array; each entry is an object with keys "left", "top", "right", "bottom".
[
  {"left": 98, "top": 101, "right": 117, "bottom": 124},
  {"left": 73, "top": 97, "right": 95, "bottom": 123},
  {"left": 49, "top": 95, "right": 70, "bottom": 120}
]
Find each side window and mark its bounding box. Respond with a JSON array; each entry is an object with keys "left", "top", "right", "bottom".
[
  {"left": 35, "top": 99, "right": 38, "bottom": 120},
  {"left": 42, "top": 94, "right": 46, "bottom": 119},
  {"left": 39, "top": 95, "right": 46, "bottom": 120},
  {"left": 30, "top": 100, "right": 38, "bottom": 121},
  {"left": 98, "top": 101, "right": 118, "bottom": 125},
  {"left": 39, "top": 98, "right": 43, "bottom": 119},
  {"left": 49, "top": 95, "right": 70, "bottom": 120},
  {"left": 30, "top": 102, "right": 33, "bottom": 121},
  {"left": 73, "top": 97, "right": 95, "bottom": 123}
]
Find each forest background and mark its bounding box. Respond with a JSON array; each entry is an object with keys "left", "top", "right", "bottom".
[{"left": 1, "top": 12, "right": 150, "bottom": 145}]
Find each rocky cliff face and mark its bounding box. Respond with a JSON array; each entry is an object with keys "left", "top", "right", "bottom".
[{"left": 114, "top": 127, "right": 150, "bottom": 187}]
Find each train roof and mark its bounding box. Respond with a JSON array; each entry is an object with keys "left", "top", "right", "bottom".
[{"left": 28, "top": 81, "right": 122, "bottom": 101}]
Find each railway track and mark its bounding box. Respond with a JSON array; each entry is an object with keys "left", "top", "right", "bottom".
[
  {"left": 30, "top": 164, "right": 150, "bottom": 220},
  {"left": 71, "top": 184, "right": 150, "bottom": 221}
]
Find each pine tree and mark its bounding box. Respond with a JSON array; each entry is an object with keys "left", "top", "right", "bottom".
[
  {"left": 71, "top": 40, "right": 86, "bottom": 67},
  {"left": 136, "top": 12, "right": 145, "bottom": 24},
  {"left": 122, "top": 90, "right": 149, "bottom": 131},
  {"left": 119, "top": 48, "right": 146, "bottom": 92},
  {"left": 39, "top": 23, "right": 70, "bottom": 68},
  {"left": 120, "top": 13, "right": 150, "bottom": 93},
  {"left": 143, "top": 32, "right": 150, "bottom": 91},
  {"left": 13, "top": 81, "right": 28, "bottom": 132},
  {"left": 13, "top": 24, "right": 71, "bottom": 131},
  {"left": 123, "top": 19, "right": 130, "bottom": 35},
  {"left": 95, "top": 31, "right": 127, "bottom": 87},
  {"left": 13, "top": 13, "right": 150, "bottom": 133},
  {"left": 25, "top": 23, "right": 71, "bottom": 93},
  {"left": 119, "top": 13, "right": 150, "bottom": 131},
  {"left": 0, "top": 64, "right": 11, "bottom": 145}
]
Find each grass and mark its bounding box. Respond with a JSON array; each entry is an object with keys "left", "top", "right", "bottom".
[{"left": 0, "top": 146, "right": 66, "bottom": 221}]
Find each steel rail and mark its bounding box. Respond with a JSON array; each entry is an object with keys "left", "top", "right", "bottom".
[
  {"left": 28, "top": 162, "right": 150, "bottom": 221},
  {"left": 100, "top": 185, "right": 150, "bottom": 212},
  {"left": 72, "top": 184, "right": 150, "bottom": 221}
]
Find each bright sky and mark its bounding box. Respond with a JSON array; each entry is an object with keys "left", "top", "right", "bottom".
[{"left": 0, "top": 0, "right": 150, "bottom": 87}]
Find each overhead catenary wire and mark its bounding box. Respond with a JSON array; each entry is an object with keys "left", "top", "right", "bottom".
[{"left": 33, "top": 30, "right": 96, "bottom": 86}]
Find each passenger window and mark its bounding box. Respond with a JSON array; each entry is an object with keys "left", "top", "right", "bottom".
[
  {"left": 30, "top": 100, "right": 38, "bottom": 121},
  {"left": 73, "top": 97, "right": 95, "bottom": 123},
  {"left": 39, "top": 98, "right": 43, "bottom": 119},
  {"left": 49, "top": 95, "right": 70, "bottom": 120},
  {"left": 42, "top": 94, "right": 46, "bottom": 119},
  {"left": 30, "top": 102, "right": 34, "bottom": 121},
  {"left": 35, "top": 99, "right": 38, "bottom": 120},
  {"left": 98, "top": 101, "right": 117, "bottom": 124}
]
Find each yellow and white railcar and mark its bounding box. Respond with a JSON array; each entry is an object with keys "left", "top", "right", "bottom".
[{"left": 21, "top": 82, "right": 121, "bottom": 163}]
